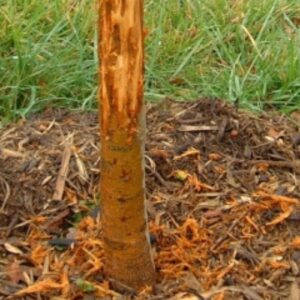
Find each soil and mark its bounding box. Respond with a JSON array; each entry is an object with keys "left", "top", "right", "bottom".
[{"left": 0, "top": 99, "right": 300, "bottom": 299}]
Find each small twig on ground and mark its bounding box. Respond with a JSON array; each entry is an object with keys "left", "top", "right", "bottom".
[
  {"left": 211, "top": 212, "right": 248, "bottom": 252},
  {"left": 52, "top": 134, "right": 73, "bottom": 201},
  {"left": 0, "top": 175, "right": 11, "bottom": 212},
  {"left": 250, "top": 160, "right": 300, "bottom": 174}
]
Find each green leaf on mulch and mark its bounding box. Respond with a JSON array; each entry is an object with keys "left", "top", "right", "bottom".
[{"left": 75, "top": 278, "right": 96, "bottom": 293}]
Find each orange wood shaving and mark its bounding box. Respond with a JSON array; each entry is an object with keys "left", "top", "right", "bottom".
[
  {"left": 61, "top": 267, "right": 70, "bottom": 297},
  {"left": 291, "top": 236, "right": 300, "bottom": 249},
  {"left": 214, "top": 165, "right": 226, "bottom": 174},
  {"left": 31, "top": 215, "right": 48, "bottom": 225},
  {"left": 208, "top": 152, "right": 222, "bottom": 161},
  {"left": 82, "top": 247, "right": 103, "bottom": 278},
  {"left": 30, "top": 244, "right": 50, "bottom": 266},
  {"left": 187, "top": 174, "right": 215, "bottom": 192},
  {"left": 27, "top": 228, "right": 50, "bottom": 246},
  {"left": 256, "top": 163, "right": 269, "bottom": 172},
  {"left": 268, "top": 260, "right": 290, "bottom": 269},
  {"left": 266, "top": 204, "right": 293, "bottom": 226},
  {"left": 255, "top": 190, "right": 299, "bottom": 205},
  {"left": 78, "top": 216, "right": 96, "bottom": 231},
  {"left": 15, "top": 278, "right": 62, "bottom": 296},
  {"left": 216, "top": 261, "right": 235, "bottom": 280},
  {"left": 212, "top": 292, "right": 225, "bottom": 300},
  {"left": 174, "top": 147, "right": 200, "bottom": 160},
  {"left": 245, "top": 216, "right": 260, "bottom": 232}
]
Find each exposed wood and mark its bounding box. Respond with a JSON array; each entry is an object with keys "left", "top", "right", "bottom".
[
  {"left": 99, "top": 0, "right": 155, "bottom": 289},
  {"left": 100, "top": 0, "right": 145, "bottom": 135}
]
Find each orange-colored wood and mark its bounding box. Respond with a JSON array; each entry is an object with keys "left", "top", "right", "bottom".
[{"left": 98, "top": 0, "right": 155, "bottom": 290}]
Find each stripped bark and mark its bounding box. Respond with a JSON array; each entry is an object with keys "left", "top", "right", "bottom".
[{"left": 98, "top": 0, "right": 155, "bottom": 290}]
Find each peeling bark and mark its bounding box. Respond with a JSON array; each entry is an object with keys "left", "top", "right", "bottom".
[{"left": 98, "top": 0, "right": 155, "bottom": 290}]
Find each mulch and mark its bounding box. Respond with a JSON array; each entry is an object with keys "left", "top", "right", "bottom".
[{"left": 0, "top": 99, "right": 300, "bottom": 299}]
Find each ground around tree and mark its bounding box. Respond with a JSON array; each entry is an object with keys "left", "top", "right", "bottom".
[{"left": 0, "top": 99, "right": 300, "bottom": 299}]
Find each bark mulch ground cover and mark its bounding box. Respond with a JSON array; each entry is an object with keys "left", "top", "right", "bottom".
[{"left": 0, "top": 99, "right": 300, "bottom": 299}]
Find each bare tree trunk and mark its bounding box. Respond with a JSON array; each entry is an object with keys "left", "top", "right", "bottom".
[{"left": 98, "top": 0, "right": 155, "bottom": 290}]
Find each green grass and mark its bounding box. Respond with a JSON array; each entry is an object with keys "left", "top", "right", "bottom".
[{"left": 1, "top": 0, "right": 300, "bottom": 125}]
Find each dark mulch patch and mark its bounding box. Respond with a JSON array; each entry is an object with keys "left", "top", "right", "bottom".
[{"left": 0, "top": 99, "right": 300, "bottom": 299}]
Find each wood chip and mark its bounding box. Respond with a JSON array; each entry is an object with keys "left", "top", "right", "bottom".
[
  {"left": 290, "top": 281, "right": 300, "bottom": 300},
  {"left": 4, "top": 243, "right": 23, "bottom": 255},
  {"left": 0, "top": 148, "right": 24, "bottom": 158},
  {"left": 177, "top": 125, "right": 218, "bottom": 132},
  {"left": 52, "top": 135, "right": 73, "bottom": 200}
]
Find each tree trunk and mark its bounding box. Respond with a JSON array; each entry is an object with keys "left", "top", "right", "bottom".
[{"left": 98, "top": 0, "right": 155, "bottom": 290}]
